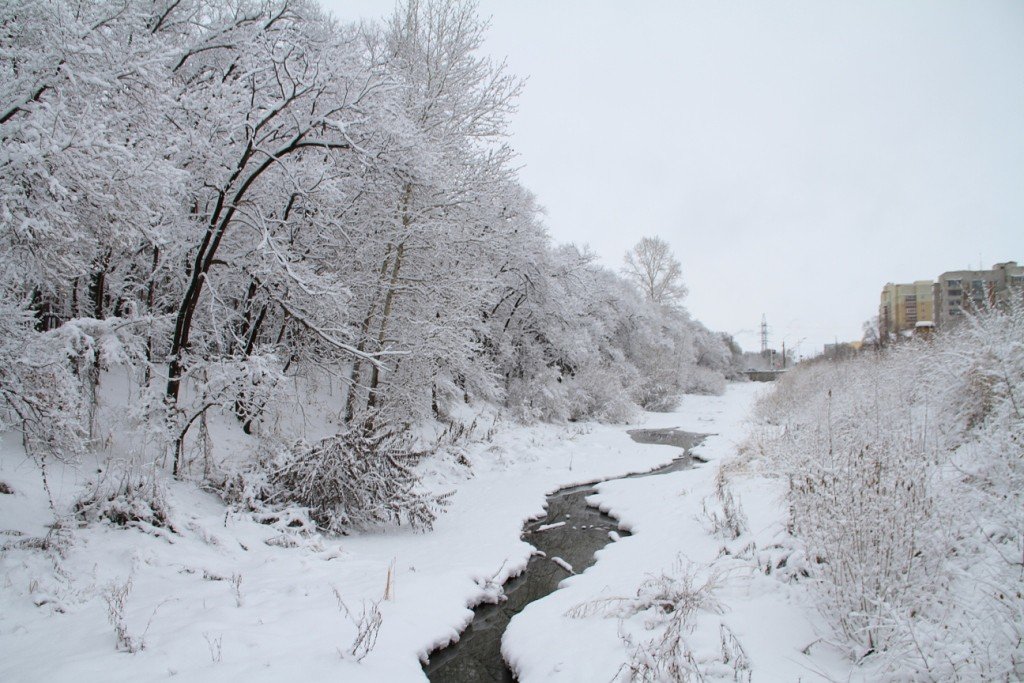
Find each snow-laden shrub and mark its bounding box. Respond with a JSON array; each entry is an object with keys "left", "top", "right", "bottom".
[
  {"left": 261, "top": 421, "right": 451, "bottom": 535},
  {"left": 916, "top": 299, "right": 1024, "bottom": 679},
  {"left": 1, "top": 305, "right": 162, "bottom": 469},
  {"left": 755, "top": 352, "right": 949, "bottom": 658},
  {"left": 566, "top": 362, "right": 640, "bottom": 424},
  {"left": 217, "top": 459, "right": 273, "bottom": 515},
  {"left": 679, "top": 365, "right": 726, "bottom": 396},
  {"left": 214, "top": 458, "right": 319, "bottom": 537},
  {"left": 75, "top": 465, "right": 173, "bottom": 531},
  {"left": 505, "top": 368, "right": 572, "bottom": 423},
  {"left": 0, "top": 301, "right": 88, "bottom": 464},
  {"left": 505, "top": 361, "right": 642, "bottom": 424},
  {"left": 635, "top": 379, "right": 680, "bottom": 412},
  {"left": 752, "top": 300, "right": 1024, "bottom": 677}
]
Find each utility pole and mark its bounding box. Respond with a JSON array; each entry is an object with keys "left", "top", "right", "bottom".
[{"left": 760, "top": 314, "right": 768, "bottom": 355}]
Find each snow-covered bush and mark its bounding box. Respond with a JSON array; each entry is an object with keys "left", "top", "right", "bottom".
[
  {"left": 75, "top": 464, "right": 174, "bottom": 531},
  {"left": 0, "top": 302, "right": 88, "bottom": 465},
  {"left": 259, "top": 421, "right": 451, "bottom": 535},
  {"left": 679, "top": 365, "right": 727, "bottom": 396},
  {"left": 566, "top": 362, "right": 640, "bottom": 424},
  {"left": 504, "top": 370, "right": 572, "bottom": 423},
  {"left": 754, "top": 351, "right": 952, "bottom": 660},
  {"left": 751, "top": 300, "right": 1024, "bottom": 677},
  {"left": 0, "top": 301, "right": 165, "bottom": 471},
  {"left": 634, "top": 379, "right": 681, "bottom": 412}
]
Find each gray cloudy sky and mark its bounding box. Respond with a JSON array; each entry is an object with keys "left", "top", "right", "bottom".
[{"left": 323, "top": 0, "right": 1024, "bottom": 356}]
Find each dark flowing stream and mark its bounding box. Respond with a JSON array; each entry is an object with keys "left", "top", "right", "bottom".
[{"left": 423, "top": 428, "right": 708, "bottom": 682}]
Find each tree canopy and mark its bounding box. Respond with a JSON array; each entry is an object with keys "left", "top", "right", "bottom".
[{"left": 623, "top": 236, "right": 688, "bottom": 306}]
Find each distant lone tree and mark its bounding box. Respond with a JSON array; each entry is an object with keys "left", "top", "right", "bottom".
[{"left": 623, "top": 236, "right": 688, "bottom": 305}]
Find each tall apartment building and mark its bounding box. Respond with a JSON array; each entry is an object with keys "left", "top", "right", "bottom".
[
  {"left": 933, "top": 261, "right": 1024, "bottom": 329},
  {"left": 880, "top": 280, "right": 934, "bottom": 337}
]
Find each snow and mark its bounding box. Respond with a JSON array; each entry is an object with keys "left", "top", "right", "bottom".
[
  {"left": 1, "top": 383, "right": 860, "bottom": 681},
  {"left": 503, "top": 384, "right": 857, "bottom": 682},
  {"left": 549, "top": 557, "right": 574, "bottom": 574}
]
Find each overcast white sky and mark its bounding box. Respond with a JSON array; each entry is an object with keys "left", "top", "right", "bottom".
[{"left": 322, "top": 0, "right": 1024, "bottom": 356}]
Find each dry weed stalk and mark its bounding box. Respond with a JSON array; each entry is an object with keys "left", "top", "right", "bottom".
[{"left": 333, "top": 587, "right": 383, "bottom": 662}]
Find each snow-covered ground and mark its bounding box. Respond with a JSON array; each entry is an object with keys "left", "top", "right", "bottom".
[
  {"left": 1, "top": 383, "right": 855, "bottom": 681},
  {"left": 503, "top": 384, "right": 857, "bottom": 682}
]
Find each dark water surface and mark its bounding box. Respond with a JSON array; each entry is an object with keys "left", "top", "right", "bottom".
[{"left": 423, "top": 428, "right": 707, "bottom": 682}]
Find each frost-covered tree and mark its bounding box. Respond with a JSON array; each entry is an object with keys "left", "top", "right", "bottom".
[
  {"left": 0, "top": 0, "right": 183, "bottom": 323},
  {"left": 339, "top": 0, "right": 525, "bottom": 425},
  {"left": 0, "top": 0, "right": 734, "bottom": 536},
  {"left": 623, "top": 236, "right": 688, "bottom": 306}
]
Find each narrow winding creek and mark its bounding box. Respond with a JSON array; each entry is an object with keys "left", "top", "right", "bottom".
[{"left": 424, "top": 428, "right": 708, "bottom": 682}]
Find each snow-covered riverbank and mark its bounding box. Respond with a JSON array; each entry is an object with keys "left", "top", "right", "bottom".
[
  {"left": 2, "top": 383, "right": 857, "bottom": 681},
  {"left": 503, "top": 383, "right": 858, "bottom": 681}
]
